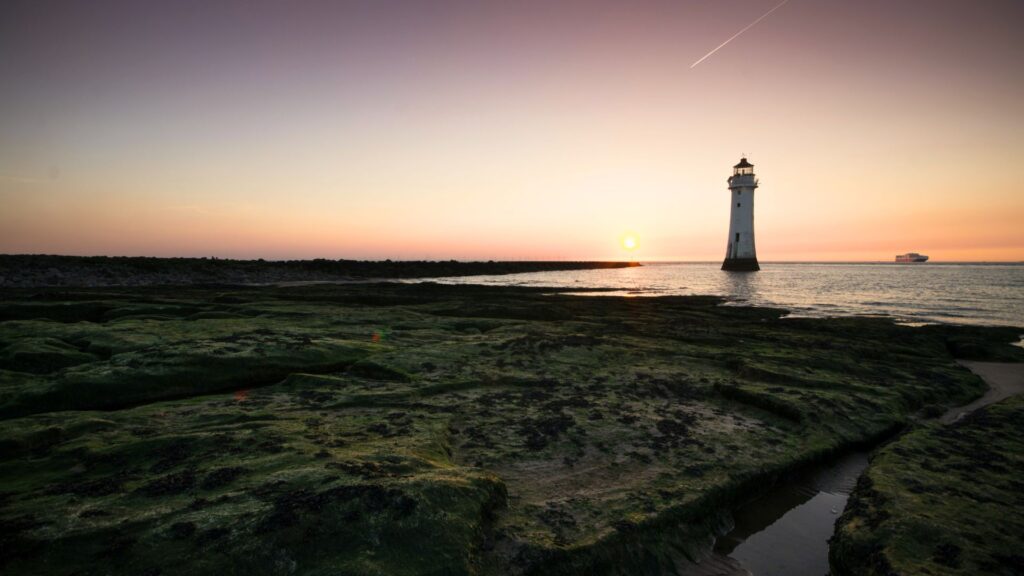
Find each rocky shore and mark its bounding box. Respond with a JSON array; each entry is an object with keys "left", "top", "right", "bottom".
[
  {"left": 0, "top": 255, "right": 639, "bottom": 288},
  {"left": 830, "top": 362, "right": 1024, "bottom": 576},
  {"left": 0, "top": 282, "right": 1021, "bottom": 575}
]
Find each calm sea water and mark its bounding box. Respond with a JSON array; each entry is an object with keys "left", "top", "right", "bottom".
[{"left": 421, "top": 262, "right": 1024, "bottom": 327}]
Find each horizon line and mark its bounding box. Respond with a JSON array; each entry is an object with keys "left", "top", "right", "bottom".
[{"left": 2, "top": 254, "right": 1022, "bottom": 265}]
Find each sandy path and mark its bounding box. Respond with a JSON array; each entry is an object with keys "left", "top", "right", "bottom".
[{"left": 941, "top": 361, "right": 1024, "bottom": 424}]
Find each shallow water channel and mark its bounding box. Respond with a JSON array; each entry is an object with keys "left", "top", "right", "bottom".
[
  {"left": 700, "top": 361, "right": 1024, "bottom": 576},
  {"left": 712, "top": 451, "right": 868, "bottom": 575}
]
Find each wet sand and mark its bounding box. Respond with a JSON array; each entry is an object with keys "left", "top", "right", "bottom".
[{"left": 942, "top": 361, "right": 1024, "bottom": 423}]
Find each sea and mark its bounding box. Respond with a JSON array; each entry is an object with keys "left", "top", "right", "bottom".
[{"left": 418, "top": 262, "right": 1024, "bottom": 328}]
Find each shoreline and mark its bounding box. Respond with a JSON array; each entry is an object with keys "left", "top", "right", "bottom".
[
  {"left": 0, "top": 255, "right": 639, "bottom": 288},
  {"left": 1, "top": 283, "right": 1022, "bottom": 575},
  {"left": 3, "top": 258, "right": 1022, "bottom": 330}
]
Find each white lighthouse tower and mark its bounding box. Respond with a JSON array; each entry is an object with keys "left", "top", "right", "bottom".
[{"left": 722, "top": 157, "right": 760, "bottom": 271}]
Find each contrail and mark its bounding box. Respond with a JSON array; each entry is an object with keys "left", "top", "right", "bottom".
[{"left": 690, "top": 0, "right": 790, "bottom": 69}]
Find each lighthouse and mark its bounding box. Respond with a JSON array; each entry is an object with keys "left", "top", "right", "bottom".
[{"left": 721, "top": 157, "right": 761, "bottom": 271}]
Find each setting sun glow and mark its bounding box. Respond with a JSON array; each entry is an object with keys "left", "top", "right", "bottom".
[{"left": 0, "top": 2, "right": 1021, "bottom": 262}]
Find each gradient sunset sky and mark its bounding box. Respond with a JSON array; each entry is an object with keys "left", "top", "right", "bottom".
[{"left": 2, "top": 0, "right": 1022, "bottom": 261}]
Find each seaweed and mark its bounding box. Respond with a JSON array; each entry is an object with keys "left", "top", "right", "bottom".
[{"left": 0, "top": 283, "right": 1018, "bottom": 575}]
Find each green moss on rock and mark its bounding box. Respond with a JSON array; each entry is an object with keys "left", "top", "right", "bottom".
[
  {"left": 0, "top": 283, "right": 1019, "bottom": 575},
  {"left": 831, "top": 395, "right": 1024, "bottom": 576}
]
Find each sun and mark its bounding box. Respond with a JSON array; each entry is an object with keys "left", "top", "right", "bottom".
[{"left": 622, "top": 234, "right": 638, "bottom": 251}]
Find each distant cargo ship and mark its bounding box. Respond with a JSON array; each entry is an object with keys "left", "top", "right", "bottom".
[{"left": 895, "top": 253, "right": 929, "bottom": 263}]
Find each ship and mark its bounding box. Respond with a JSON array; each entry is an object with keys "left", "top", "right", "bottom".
[{"left": 895, "top": 253, "right": 929, "bottom": 263}]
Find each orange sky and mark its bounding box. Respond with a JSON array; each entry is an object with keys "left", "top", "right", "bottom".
[{"left": 1, "top": 0, "right": 1022, "bottom": 261}]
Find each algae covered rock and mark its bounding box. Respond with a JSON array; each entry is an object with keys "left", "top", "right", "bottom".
[
  {"left": 0, "top": 337, "right": 98, "bottom": 374},
  {"left": 831, "top": 395, "right": 1024, "bottom": 576},
  {"left": 0, "top": 283, "right": 1019, "bottom": 575},
  {"left": 0, "top": 327, "right": 371, "bottom": 418}
]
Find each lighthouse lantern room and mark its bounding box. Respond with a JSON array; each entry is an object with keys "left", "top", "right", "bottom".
[{"left": 721, "top": 157, "right": 761, "bottom": 271}]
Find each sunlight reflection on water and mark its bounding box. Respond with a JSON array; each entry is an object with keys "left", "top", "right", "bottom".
[{"left": 417, "top": 262, "right": 1024, "bottom": 327}]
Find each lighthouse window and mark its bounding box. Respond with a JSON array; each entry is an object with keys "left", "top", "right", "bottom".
[
  {"left": 735, "top": 233, "right": 740, "bottom": 242},
  {"left": 737, "top": 203, "right": 741, "bottom": 207}
]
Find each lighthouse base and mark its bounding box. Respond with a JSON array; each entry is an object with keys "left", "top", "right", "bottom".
[{"left": 721, "top": 257, "right": 760, "bottom": 272}]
